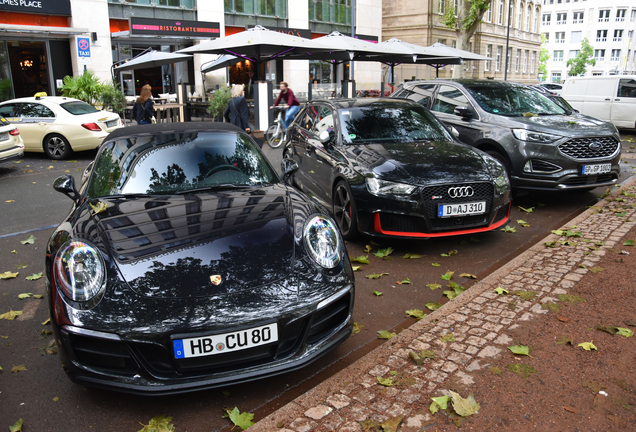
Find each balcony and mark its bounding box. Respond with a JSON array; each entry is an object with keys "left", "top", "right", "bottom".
[
  {"left": 616, "top": 17, "right": 625, "bottom": 22},
  {"left": 556, "top": 20, "right": 566, "bottom": 25},
  {"left": 613, "top": 37, "right": 622, "bottom": 42},
  {"left": 596, "top": 37, "right": 607, "bottom": 42},
  {"left": 598, "top": 17, "right": 609, "bottom": 22},
  {"left": 610, "top": 57, "right": 620, "bottom": 62},
  {"left": 573, "top": 19, "right": 583, "bottom": 24}
]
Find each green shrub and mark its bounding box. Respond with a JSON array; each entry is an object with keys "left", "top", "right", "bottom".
[{"left": 207, "top": 87, "right": 231, "bottom": 120}]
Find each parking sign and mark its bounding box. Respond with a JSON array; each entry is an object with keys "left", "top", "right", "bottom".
[{"left": 77, "top": 37, "right": 91, "bottom": 64}]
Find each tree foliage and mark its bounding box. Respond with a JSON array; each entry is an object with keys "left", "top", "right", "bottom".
[
  {"left": 538, "top": 33, "right": 550, "bottom": 77},
  {"left": 567, "top": 38, "right": 596, "bottom": 76},
  {"left": 59, "top": 71, "right": 127, "bottom": 115},
  {"left": 442, "top": 0, "right": 493, "bottom": 78}
]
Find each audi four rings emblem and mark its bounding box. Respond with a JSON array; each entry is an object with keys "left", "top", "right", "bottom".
[{"left": 448, "top": 186, "right": 474, "bottom": 198}]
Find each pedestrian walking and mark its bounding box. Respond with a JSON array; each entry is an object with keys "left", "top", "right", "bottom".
[
  {"left": 270, "top": 81, "right": 300, "bottom": 130},
  {"left": 132, "top": 84, "right": 155, "bottom": 125},
  {"left": 224, "top": 84, "right": 251, "bottom": 133}
]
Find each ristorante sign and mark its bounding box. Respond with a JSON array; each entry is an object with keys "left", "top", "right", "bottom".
[
  {"left": 0, "top": 0, "right": 71, "bottom": 16},
  {"left": 130, "top": 17, "right": 220, "bottom": 38}
]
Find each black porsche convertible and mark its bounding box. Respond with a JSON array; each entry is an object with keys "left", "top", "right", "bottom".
[{"left": 46, "top": 122, "right": 354, "bottom": 394}]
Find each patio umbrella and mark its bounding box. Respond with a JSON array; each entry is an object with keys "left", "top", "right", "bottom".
[
  {"left": 177, "top": 25, "right": 330, "bottom": 80},
  {"left": 200, "top": 54, "right": 242, "bottom": 74},
  {"left": 423, "top": 42, "right": 490, "bottom": 61},
  {"left": 114, "top": 50, "right": 193, "bottom": 72}
]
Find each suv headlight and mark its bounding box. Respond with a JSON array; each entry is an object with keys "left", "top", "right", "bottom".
[
  {"left": 303, "top": 216, "right": 342, "bottom": 269},
  {"left": 366, "top": 177, "right": 416, "bottom": 196},
  {"left": 512, "top": 129, "right": 560, "bottom": 143},
  {"left": 53, "top": 240, "right": 106, "bottom": 302}
]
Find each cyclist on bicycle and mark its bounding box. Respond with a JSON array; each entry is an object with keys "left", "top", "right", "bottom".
[{"left": 270, "top": 81, "right": 300, "bottom": 131}]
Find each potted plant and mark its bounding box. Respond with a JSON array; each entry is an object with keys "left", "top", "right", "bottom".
[{"left": 207, "top": 86, "right": 231, "bottom": 122}]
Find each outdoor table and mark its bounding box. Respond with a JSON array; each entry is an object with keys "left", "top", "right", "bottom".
[{"left": 155, "top": 103, "right": 182, "bottom": 123}]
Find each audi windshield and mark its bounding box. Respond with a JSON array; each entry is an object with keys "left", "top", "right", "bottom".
[{"left": 338, "top": 105, "right": 453, "bottom": 144}]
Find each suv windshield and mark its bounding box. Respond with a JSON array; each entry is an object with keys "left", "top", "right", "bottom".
[
  {"left": 87, "top": 132, "right": 279, "bottom": 198},
  {"left": 61, "top": 101, "right": 99, "bottom": 115},
  {"left": 339, "top": 105, "right": 452, "bottom": 144},
  {"left": 464, "top": 84, "right": 566, "bottom": 117}
]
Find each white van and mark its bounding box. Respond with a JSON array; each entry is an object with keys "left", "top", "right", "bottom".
[{"left": 561, "top": 75, "right": 636, "bottom": 129}]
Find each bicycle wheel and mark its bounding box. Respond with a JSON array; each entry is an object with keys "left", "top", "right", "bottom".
[{"left": 266, "top": 124, "right": 283, "bottom": 148}]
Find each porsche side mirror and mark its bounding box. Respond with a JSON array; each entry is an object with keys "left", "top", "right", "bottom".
[
  {"left": 281, "top": 158, "right": 299, "bottom": 184},
  {"left": 454, "top": 106, "right": 472, "bottom": 119},
  {"left": 53, "top": 174, "right": 80, "bottom": 203}
]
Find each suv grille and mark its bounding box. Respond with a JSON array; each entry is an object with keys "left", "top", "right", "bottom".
[{"left": 558, "top": 137, "right": 619, "bottom": 159}]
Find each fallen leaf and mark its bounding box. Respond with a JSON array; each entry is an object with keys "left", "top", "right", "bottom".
[
  {"left": 440, "top": 333, "right": 455, "bottom": 343},
  {"left": 518, "top": 206, "right": 534, "bottom": 213},
  {"left": 0, "top": 310, "right": 23, "bottom": 320},
  {"left": 20, "top": 235, "right": 35, "bottom": 245},
  {"left": 372, "top": 290, "right": 383, "bottom": 296},
  {"left": 494, "top": 287, "right": 509, "bottom": 295},
  {"left": 352, "top": 322, "right": 364, "bottom": 335},
  {"left": 512, "top": 290, "right": 536, "bottom": 301},
  {"left": 426, "top": 283, "right": 442, "bottom": 290},
  {"left": 431, "top": 262, "right": 441, "bottom": 267},
  {"left": 441, "top": 271, "right": 454, "bottom": 280},
  {"left": 11, "top": 250, "right": 16, "bottom": 254},
  {"left": 25, "top": 272, "right": 43, "bottom": 281},
  {"left": 364, "top": 245, "right": 373, "bottom": 253},
  {"left": 450, "top": 391, "right": 480, "bottom": 417},
  {"left": 578, "top": 341, "right": 598, "bottom": 351},
  {"left": 501, "top": 225, "right": 517, "bottom": 233},
  {"left": 405, "top": 309, "right": 426, "bottom": 319},
  {"left": 508, "top": 345, "right": 530, "bottom": 356},
  {"left": 0, "top": 271, "right": 19, "bottom": 279},
  {"left": 430, "top": 395, "right": 451, "bottom": 414},
  {"left": 557, "top": 294, "right": 586, "bottom": 304},
  {"left": 459, "top": 273, "right": 477, "bottom": 279},
  {"left": 42, "top": 318, "right": 50, "bottom": 325},
  {"left": 556, "top": 335, "right": 574, "bottom": 345},
  {"left": 557, "top": 316, "right": 570, "bottom": 322},
  {"left": 617, "top": 327, "right": 634, "bottom": 337},
  {"left": 11, "top": 365, "right": 26, "bottom": 373},
  {"left": 53, "top": 396, "right": 59, "bottom": 402},
  {"left": 507, "top": 363, "right": 537, "bottom": 379},
  {"left": 563, "top": 406, "right": 578, "bottom": 413},
  {"left": 350, "top": 255, "right": 370, "bottom": 264},
  {"left": 137, "top": 415, "right": 175, "bottom": 432},
  {"left": 377, "top": 376, "right": 393, "bottom": 387},
  {"left": 401, "top": 253, "right": 422, "bottom": 259},
  {"left": 17, "top": 293, "right": 32, "bottom": 299},
  {"left": 623, "top": 240, "right": 635, "bottom": 246},
  {"left": 9, "top": 419, "right": 22, "bottom": 432},
  {"left": 545, "top": 241, "right": 558, "bottom": 248},
  {"left": 589, "top": 266, "right": 605, "bottom": 273},
  {"left": 351, "top": 265, "right": 361, "bottom": 271},
  {"left": 380, "top": 414, "right": 404, "bottom": 432},
  {"left": 374, "top": 247, "right": 394, "bottom": 258},
  {"left": 595, "top": 325, "right": 634, "bottom": 337},
  {"left": 6, "top": 199, "right": 15, "bottom": 203},
  {"left": 517, "top": 219, "right": 530, "bottom": 227},
  {"left": 377, "top": 330, "right": 396, "bottom": 340},
  {"left": 366, "top": 272, "right": 389, "bottom": 279},
  {"left": 426, "top": 302, "right": 442, "bottom": 311},
  {"left": 225, "top": 407, "right": 254, "bottom": 430}
]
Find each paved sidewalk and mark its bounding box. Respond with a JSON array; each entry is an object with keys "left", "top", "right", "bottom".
[{"left": 248, "top": 179, "right": 636, "bottom": 432}]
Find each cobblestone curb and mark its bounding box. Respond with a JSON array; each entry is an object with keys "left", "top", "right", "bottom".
[{"left": 249, "top": 179, "right": 636, "bottom": 432}]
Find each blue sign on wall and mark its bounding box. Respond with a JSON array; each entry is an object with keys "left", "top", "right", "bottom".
[{"left": 77, "top": 38, "right": 91, "bottom": 58}]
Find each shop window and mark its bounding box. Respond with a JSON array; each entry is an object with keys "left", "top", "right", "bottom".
[
  {"left": 110, "top": 0, "right": 195, "bottom": 8},
  {"left": 225, "top": 0, "right": 287, "bottom": 18},
  {"left": 0, "top": 42, "right": 14, "bottom": 102}
]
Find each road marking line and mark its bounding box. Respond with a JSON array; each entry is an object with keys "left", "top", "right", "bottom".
[
  {"left": 0, "top": 224, "right": 58, "bottom": 240},
  {"left": 17, "top": 300, "right": 41, "bottom": 321}
]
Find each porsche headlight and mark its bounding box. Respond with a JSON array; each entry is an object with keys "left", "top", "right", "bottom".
[
  {"left": 512, "top": 129, "right": 560, "bottom": 143},
  {"left": 53, "top": 240, "right": 106, "bottom": 302},
  {"left": 366, "top": 177, "right": 416, "bottom": 196},
  {"left": 303, "top": 216, "right": 342, "bottom": 269}
]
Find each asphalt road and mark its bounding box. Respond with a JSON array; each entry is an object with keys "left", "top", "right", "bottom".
[{"left": 1, "top": 133, "right": 635, "bottom": 431}]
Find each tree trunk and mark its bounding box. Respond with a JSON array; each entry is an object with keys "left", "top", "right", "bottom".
[{"left": 451, "top": 0, "right": 491, "bottom": 78}]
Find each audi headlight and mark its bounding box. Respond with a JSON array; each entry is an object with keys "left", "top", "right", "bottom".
[
  {"left": 482, "top": 154, "right": 510, "bottom": 195},
  {"left": 366, "top": 177, "right": 416, "bottom": 196},
  {"left": 53, "top": 240, "right": 106, "bottom": 302},
  {"left": 512, "top": 129, "right": 560, "bottom": 143},
  {"left": 303, "top": 216, "right": 342, "bottom": 269}
]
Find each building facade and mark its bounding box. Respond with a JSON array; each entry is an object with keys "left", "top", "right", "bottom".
[
  {"left": 0, "top": 0, "right": 381, "bottom": 101},
  {"left": 383, "top": 0, "right": 542, "bottom": 83},
  {"left": 540, "top": 0, "right": 636, "bottom": 83}
]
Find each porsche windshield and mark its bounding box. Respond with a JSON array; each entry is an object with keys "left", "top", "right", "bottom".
[
  {"left": 464, "top": 84, "right": 567, "bottom": 117},
  {"left": 87, "top": 132, "right": 279, "bottom": 197},
  {"left": 338, "top": 105, "right": 453, "bottom": 144}
]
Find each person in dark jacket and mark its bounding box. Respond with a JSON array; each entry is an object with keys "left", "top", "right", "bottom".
[
  {"left": 224, "top": 84, "right": 251, "bottom": 133},
  {"left": 132, "top": 84, "right": 155, "bottom": 125},
  {"left": 270, "top": 81, "right": 300, "bottom": 130}
]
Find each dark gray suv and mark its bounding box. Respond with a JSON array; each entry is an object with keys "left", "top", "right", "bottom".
[{"left": 391, "top": 79, "right": 621, "bottom": 191}]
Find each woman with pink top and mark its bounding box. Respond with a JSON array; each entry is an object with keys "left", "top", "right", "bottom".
[{"left": 270, "top": 81, "right": 300, "bottom": 130}]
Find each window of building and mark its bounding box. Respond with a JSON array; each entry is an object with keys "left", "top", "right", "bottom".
[
  {"left": 515, "top": 49, "right": 520, "bottom": 72},
  {"left": 593, "top": 72, "right": 603, "bottom": 76},
  {"left": 594, "top": 49, "right": 605, "bottom": 61},
  {"left": 531, "top": 51, "right": 536, "bottom": 74},
  {"left": 611, "top": 49, "right": 621, "bottom": 62},
  {"left": 596, "top": 30, "right": 608, "bottom": 42},
  {"left": 496, "top": 46, "right": 502, "bottom": 71},
  {"left": 507, "top": 47, "right": 512, "bottom": 72},
  {"left": 552, "top": 72, "right": 561, "bottom": 82},
  {"left": 309, "top": 0, "right": 349, "bottom": 24},
  {"left": 542, "top": 13, "right": 551, "bottom": 25},
  {"left": 117, "top": 0, "right": 195, "bottom": 7},
  {"left": 598, "top": 9, "right": 610, "bottom": 22},
  {"left": 485, "top": 44, "right": 492, "bottom": 71},
  {"left": 534, "top": 8, "right": 539, "bottom": 32},
  {"left": 523, "top": 50, "right": 528, "bottom": 72},
  {"left": 569, "top": 50, "right": 579, "bottom": 59},
  {"left": 438, "top": 38, "right": 447, "bottom": 45},
  {"left": 517, "top": 2, "right": 523, "bottom": 29},
  {"left": 498, "top": 0, "right": 505, "bottom": 25},
  {"left": 616, "top": 9, "right": 626, "bottom": 22},
  {"left": 486, "top": 4, "right": 492, "bottom": 22},
  {"left": 226, "top": 0, "right": 286, "bottom": 17},
  {"left": 555, "top": 32, "right": 565, "bottom": 43},
  {"left": 438, "top": 0, "right": 445, "bottom": 14},
  {"left": 614, "top": 29, "right": 623, "bottom": 42},
  {"left": 571, "top": 31, "right": 582, "bottom": 43},
  {"left": 556, "top": 12, "right": 567, "bottom": 24},
  {"left": 631, "top": 10, "right": 636, "bottom": 22},
  {"left": 526, "top": 5, "right": 532, "bottom": 30},
  {"left": 543, "top": 32, "right": 550, "bottom": 42},
  {"left": 553, "top": 50, "right": 564, "bottom": 62},
  {"left": 573, "top": 11, "right": 584, "bottom": 23}
]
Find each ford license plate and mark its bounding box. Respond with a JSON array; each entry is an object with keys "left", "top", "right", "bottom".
[
  {"left": 438, "top": 201, "right": 486, "bottom": 218},
  {"left": 173, "top": 323, "right": 278, "bottom": 359},
  {"left": 582, "top": 163, "right": 611, "bottom": 175},
  {"left": 106, "top": 119, "right": 118, "bottom": 128}
]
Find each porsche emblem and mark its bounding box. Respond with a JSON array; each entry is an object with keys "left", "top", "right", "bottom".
[{"left": 209, "top": 275, "right": 222, "bottom": 285}]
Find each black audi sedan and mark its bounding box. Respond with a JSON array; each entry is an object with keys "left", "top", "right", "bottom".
[
  {"left": 283, "top": 98, "right": 512, "bottom": 239},
  {"left": 45, "top": 122, "right": 354, "bottom": 394}
]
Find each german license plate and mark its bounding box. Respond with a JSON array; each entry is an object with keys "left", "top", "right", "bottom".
[
  {"left": 106, "top": 119, "right": 118, "bottom": 128},
  {"left": 0, "top": 132, "right": 7, "bottom": 141},
  {"left": 582, "top": 163, "right": 611, "bottom": 175},
  {"left": 438, "top": 201, "right": 486, "bottom": 218},
  {"left": 172, "top": 323, "right": 278, "bottom": 359}
]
